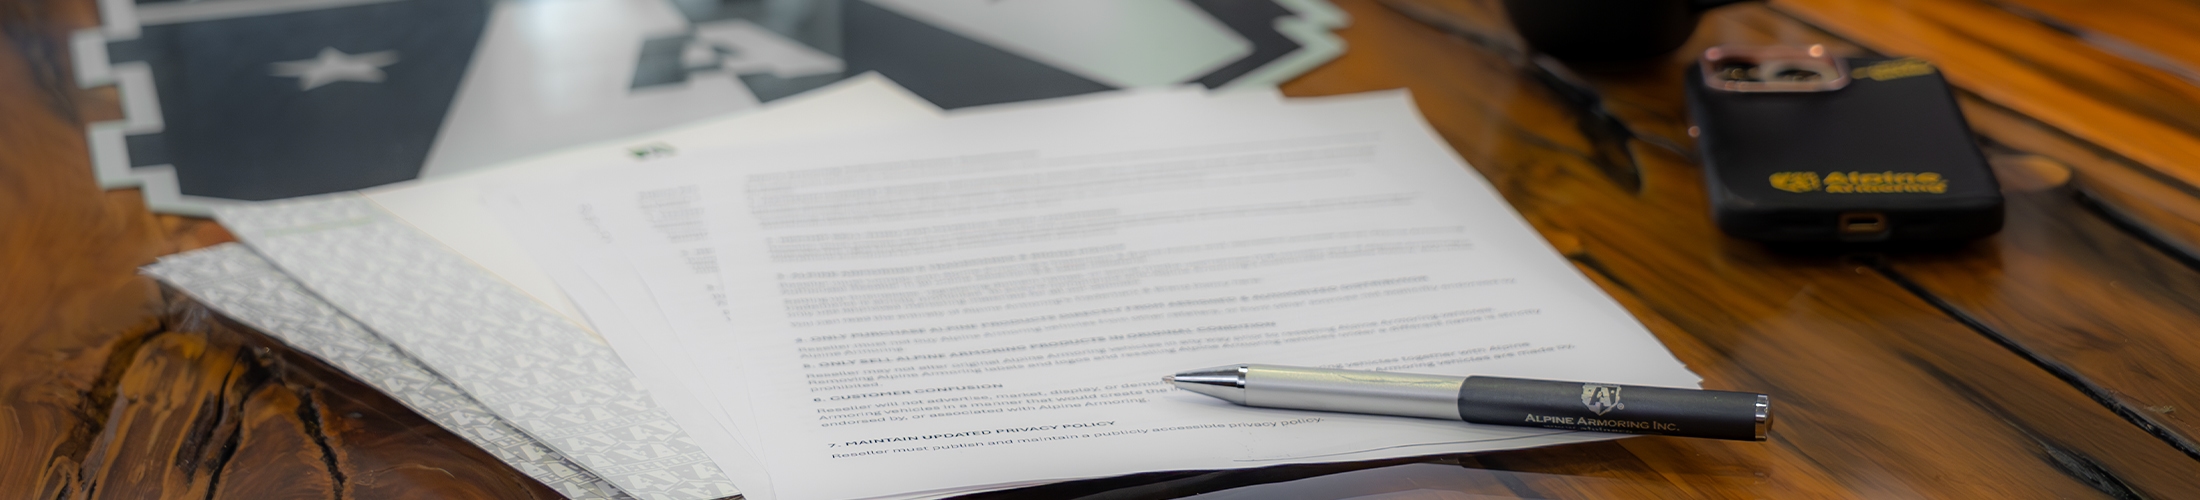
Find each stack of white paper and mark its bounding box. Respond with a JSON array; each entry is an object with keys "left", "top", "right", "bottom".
[
  {"left": 166, "top": 74, "right": 1699, "bottom": 500},
  {"left": 490, "top": 85, "right": 1700, "bottom": 498},
  {"left": 163, "top": 75, "right": 946, "bottom": 500}
]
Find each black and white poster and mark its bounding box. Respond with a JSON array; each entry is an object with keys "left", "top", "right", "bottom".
[{"left": 76, "top": 0, "right": 1345, "bottom": 214}]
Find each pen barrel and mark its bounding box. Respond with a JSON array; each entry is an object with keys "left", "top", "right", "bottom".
[
  {"left": 1243, "top": 365, "right": 1466, "bottom": 420},
  {"left": 1456, "top": 377, "right": 1770, "bottom": 441}
]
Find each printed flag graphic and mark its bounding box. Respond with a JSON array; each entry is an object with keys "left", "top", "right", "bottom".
[
  {"left": 77, "top": 0, "right": 1344, "bottom": 214},
  {"left": 78, "top": 0, "right": 845, "bottom": 215}
]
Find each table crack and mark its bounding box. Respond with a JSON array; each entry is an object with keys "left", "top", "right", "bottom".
[
  {"left": 1868, "top": 258, "right": 2200, "bottom": 462},
  {"left": 293, "top": 389, "right": 349, "bottom": 498}
]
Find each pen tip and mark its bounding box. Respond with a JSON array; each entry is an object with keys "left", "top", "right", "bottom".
[{"left": 1162, "top": 375, "right": 1175, "bottom": 384}]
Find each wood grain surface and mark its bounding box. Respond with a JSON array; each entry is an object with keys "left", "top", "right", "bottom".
[
  {"left": 8, "top": 0, "right": 2200, "bottom": 498},
  {"left": 0, "top": 1, "right": 553, "bottom": 498},
  {"left": 1775, "top": 0, "right": 2200, "bottom": 276}
]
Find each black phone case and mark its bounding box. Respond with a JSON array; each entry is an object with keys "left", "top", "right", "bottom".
[{"left": 1684, "top": 57, "right": 2003, "bottom": 243}]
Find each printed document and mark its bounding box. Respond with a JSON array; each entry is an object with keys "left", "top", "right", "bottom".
[
  {"left": 357, "top": 74, "right": 941, "bottom": 498},
  {"left": 551, "top": 90, "right": 1700, "bottom": 499},
  {"left": 365, "top": 73, "right": 939, "bottom": 324}
]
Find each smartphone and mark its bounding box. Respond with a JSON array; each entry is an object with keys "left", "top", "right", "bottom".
[{"left": 1684, "top": 45, "right": 2002, "bottom": 243}]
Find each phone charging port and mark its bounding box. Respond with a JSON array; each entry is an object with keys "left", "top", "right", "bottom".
[{"left": 1839, "top": 212, "right": 1890, "bottom": 239}]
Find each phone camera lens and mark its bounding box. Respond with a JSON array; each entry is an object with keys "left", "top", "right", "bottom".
[{"left": 1717, "top": 62, "right": 1759, "bottom": 82}]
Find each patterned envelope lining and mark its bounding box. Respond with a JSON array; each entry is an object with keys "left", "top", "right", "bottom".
[
  {"left": 214, "top": 195, "right": 737, "bottom": 500},
  {"left": 145, "top": 245, "right": 632, "bottom": 500}
]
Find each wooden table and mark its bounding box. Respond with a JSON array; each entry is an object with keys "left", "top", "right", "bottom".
[{"left": 9, "top": 0, "right": 2200, "bottom": 497}]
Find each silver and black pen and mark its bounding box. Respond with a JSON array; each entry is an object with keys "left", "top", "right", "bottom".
[{"left": 1167, "top": 364, "right": 1771, "bottom": 441}]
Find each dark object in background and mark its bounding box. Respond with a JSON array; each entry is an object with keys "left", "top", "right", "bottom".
[
  {"left": 844, "top": 0, "right": 1329, "bottom": 109},
  {"left": 1502, "top": 0, "right": 1754, "bottom": 62},
  {"left": 1685, "top": 46, "right": 2003, "bottom": 244}
]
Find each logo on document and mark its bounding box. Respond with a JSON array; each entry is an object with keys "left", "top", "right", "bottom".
[{"left": 1581, "top": 384, "right": 1625, "bottom": 415}]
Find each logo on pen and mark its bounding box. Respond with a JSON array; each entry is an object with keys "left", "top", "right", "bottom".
[{"left": 1581, "top": 384, "right": 1624, "bottom": 415}]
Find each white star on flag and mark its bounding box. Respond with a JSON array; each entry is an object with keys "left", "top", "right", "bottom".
[{"left": 270, "top": 47, "right": 399, "bottom": 90}]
